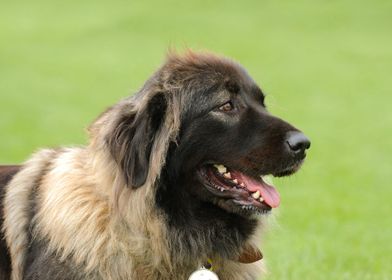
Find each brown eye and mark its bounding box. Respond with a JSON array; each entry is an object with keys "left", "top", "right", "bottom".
[{"left": 219, "top": 101, "right": 234, "bottom": 112}]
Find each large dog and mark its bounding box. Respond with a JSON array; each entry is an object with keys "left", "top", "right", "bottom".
[{"left": 0, "top": 51, "right": 310, "bottom": 280}]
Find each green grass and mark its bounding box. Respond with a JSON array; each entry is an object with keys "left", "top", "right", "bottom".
[{"left": 1, "top": 0, "right": 391, "bottom": 279}]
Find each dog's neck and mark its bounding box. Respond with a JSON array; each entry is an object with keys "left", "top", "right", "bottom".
[{"left": 155, "top": 173, "right": 260, "bottom": 264}]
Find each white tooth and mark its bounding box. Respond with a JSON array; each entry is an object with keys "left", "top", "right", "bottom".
[
  {"left": 223, "top": 172, "right": 232, "bottom": 179},
  {"left": 259, "top": 197, "right": 264, "bottom": 202},
  {"left": 251, "top": 191, "right": 260, "bottom": 199},
  {"left": 261, "top": 175, "right": 274, "bottom": 185},
  {"left": 215, "top": 164, "right": 227, "bottom": 174},
  {"left": 240, "top": 182, "right": 245, "bottom": 187},
  {"left": 233, "top": 179, "right": 238, "bottom": 184}
]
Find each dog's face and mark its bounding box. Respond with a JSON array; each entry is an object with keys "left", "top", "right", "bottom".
[
  {"left": 160, "top": 61, "right": 310, "bottom": 218},
  {"left": 107, "top": 52, "right": 310, "bottom": 221}
]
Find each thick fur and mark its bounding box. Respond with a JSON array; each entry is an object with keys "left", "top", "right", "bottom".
[
  {"left": 0, "top": 166, "right": 20, "bottom": 280},
  {"left": 1, "top": 51, "right": 308, "bottom": 279}
]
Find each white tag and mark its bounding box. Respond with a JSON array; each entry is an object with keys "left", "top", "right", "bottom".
[{"left": 188, "top": 268, "right": 219, "bottom": 280}]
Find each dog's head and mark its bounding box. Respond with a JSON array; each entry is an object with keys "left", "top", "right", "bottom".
[{"left": 98, "top": 51, "right": 310, "bottom": 220}]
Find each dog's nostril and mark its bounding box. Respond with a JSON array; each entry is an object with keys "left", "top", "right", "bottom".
[{"left": 286, "top": 131, "right": 311, "bottom": 154}]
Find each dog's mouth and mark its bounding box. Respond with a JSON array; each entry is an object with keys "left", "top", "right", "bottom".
[{"left": 198, "top": 164, "right": 281, "bottom": 215}]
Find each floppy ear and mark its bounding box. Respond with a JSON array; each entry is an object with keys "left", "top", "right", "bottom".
[{"left": 108, "top": 93, "right": 168, "bottom": 188}]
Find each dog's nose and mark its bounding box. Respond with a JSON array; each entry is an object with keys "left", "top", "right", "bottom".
[{"left": 286, "top": 131, "right": 311, "bottom": 157}]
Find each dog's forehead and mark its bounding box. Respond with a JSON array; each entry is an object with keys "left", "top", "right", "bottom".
[
  {"left": 163, "top": 51, "right": 257, "bottom": 89},
  {"left": 158, "top": 51, "right": 266, "bottom": 112}
]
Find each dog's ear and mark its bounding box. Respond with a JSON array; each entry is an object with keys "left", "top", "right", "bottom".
[{"left": 109, "top": 93, "right": 168, "bottom": 188}]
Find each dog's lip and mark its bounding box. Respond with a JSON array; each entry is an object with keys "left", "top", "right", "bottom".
[
  {"left": 197, "top": 164, "right": 276, "bottom": 211},
  {"left": 272, "top": 160, "right": 304, "bottom": 177}
]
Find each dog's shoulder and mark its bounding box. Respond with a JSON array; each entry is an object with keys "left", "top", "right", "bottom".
[
  {"left": 0, "top": 165, "right": 21, "bottom": 280},
  {"left": 2, "top": 149, "right": 63, "bottom": 280}
]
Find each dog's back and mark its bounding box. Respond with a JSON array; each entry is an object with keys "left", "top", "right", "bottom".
[{"left": 0, "top": 165, "right": 21, "bottom": 280}]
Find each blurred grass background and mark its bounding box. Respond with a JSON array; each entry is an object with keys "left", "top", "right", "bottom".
[{"left": 1, "top": 0, "right": 391, "bottom": 279}]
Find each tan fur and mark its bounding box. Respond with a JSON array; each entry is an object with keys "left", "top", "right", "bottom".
[
  {"left": 3, "top": 52, "right": 266, "bottom": 279},
  {"left": 3, "top": 149, "right": 58, "bottom": 280}
]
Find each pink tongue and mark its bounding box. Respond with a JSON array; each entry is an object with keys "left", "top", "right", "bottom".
[{"left": 231, "top": 171, "right": 280, "bottom": 208}]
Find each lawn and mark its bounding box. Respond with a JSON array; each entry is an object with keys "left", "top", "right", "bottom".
[{"left": 1, "top": 0, "right": 391, "bottom": 279}]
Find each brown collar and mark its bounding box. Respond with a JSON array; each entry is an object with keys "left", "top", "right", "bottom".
[
  {"left": 204, "top": 244, "right": 263, "bottom": 269},
  {"left": 237, "top": 244, "right": 263, "bottom": 264}
]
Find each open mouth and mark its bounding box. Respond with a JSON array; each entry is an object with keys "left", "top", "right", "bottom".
[{"left": 198, "top": 164, "right": 281, "bottom": 214}]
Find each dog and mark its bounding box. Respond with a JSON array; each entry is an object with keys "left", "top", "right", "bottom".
[{"left": 0, "top": 51, "right": 310, "bottom": 280}]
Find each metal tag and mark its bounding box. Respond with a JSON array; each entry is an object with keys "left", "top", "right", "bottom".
[{"left": 188, "top": 268, "right": 219, "bottom": 280}]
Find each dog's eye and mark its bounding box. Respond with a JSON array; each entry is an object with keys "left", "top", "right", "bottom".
[{"left": 219, "top": 101, "right": 234, "bottom": 112}]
